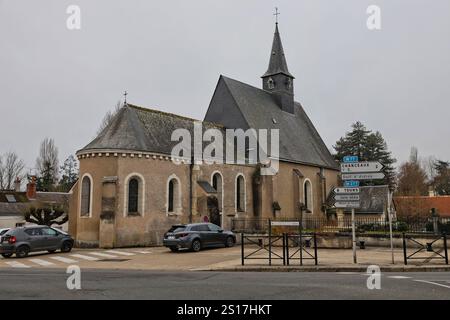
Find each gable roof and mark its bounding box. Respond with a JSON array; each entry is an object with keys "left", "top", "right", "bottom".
[
  {"left": 79, "top": 104, "right": 224, "bottom": 156},
  {"left": 204, "top": 76, "right": 339, "bottom": 170}
]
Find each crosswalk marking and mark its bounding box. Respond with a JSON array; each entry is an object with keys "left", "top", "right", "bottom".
[
  {"left": 29, "top": 258, "right": 55, "bottom": 266},
  {"left": 49, "top": 256, "right": 78, "bottom": 264},
  {"left": 70, "top": 254, "right": 99, "bottom": 261},
  {"left": 106, "top": 250, "right": 135, "bottom": 256},
  {"left": 5, "top": 261, "right": 31, "bottom": 268},
  {"left": 88, "top": 252, "right": 118, "bottom": 258}
]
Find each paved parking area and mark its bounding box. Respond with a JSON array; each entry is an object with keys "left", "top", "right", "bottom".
[{"left": 0, "top": 246, "right": 241, "bottom": 270}]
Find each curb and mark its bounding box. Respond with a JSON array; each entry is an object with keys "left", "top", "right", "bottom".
[{"left": 196, "top": 265, "right": 450, "bottom": 273}]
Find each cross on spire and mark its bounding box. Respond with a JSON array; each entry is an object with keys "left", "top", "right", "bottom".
[
  {"left": 273, "top": 7, "right": 280, "bottom": 24},
  {"left": 123, "top": 91, "right": 128, "bottom": 104}
]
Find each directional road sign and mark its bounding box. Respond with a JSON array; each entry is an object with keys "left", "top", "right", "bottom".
[
  {"left": 333, "top": 187, "right": 360, "bottom": 194},
  {"left": 334, "top": 201, "right": 360, "bottom": 209},
  {"left": 334, "top": 194, "right": 360, "bottom": 201},
  {"left": 342, "top": 172, "right": 385, "bottom": 180},
  {"left": 341, "top": 161, "right": 383, "bottom": 173}
]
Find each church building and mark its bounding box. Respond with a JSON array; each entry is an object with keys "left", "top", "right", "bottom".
[{"left": 68, "top": 22, "right": 339, "bottom": 248}]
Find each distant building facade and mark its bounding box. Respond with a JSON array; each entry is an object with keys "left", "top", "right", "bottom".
[{"left": 69, "top": 23, "right": 339, "bottom": 248}]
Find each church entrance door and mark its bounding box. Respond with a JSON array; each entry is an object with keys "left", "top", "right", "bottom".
[{"left": 207, "top": 196, "right": 221, "bottom": 227}]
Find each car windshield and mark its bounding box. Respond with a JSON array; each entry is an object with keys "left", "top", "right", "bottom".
[
  {"left": 0, "top": 229, "right": 9, "bottom": 236},
  {"left": 51, "top": 227, "right": 68, "bottom": 235},
  {"left": 168, "top": 226, "right": 186, "bottom": 233}
]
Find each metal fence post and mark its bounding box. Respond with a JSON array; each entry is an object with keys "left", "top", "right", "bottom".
[
  {"left": 282, "top": 233, "right": 286, "bottom": 266},
  {"left": 402, "top": 233, "right": 407, "bottom": 265},
  {"left": 268, "top": 219, "right": 272, "bottom": 266},
  {"left": 299, "top": 233, "right": 303, "bottom": 266},
  {"left": 241, "top": 233, "right": 244, "bottom": 266},
  {"left": 443, "top": 233, "right": 448, "bottom": 265},
  {"left": 314, "top": 233, "right": 318, "bottom": 266},
  {"left": 286, "top": 233, "right": 290, "bottom": 266}
]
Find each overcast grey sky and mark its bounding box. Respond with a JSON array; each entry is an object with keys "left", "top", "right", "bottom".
[{"left": 1, "top": 0, "right": 449, "bottom": 173}]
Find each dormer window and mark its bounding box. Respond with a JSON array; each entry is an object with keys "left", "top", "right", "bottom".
[{"left": 267, "top": 77, "right": 275, "bottom": 89}]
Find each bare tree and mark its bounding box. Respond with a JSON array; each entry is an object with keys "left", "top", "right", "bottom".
[
  {"left": 36, "top": 138, "right": 59, "bottom": 191},
  {"left": 0, "top": 152, "right": 25, "bottom": 190},
  {"left": 97, "top": 100, "right": 122, "bottom": 135}
]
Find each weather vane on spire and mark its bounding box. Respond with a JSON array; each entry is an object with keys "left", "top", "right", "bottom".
[
  {"left": 123, "top": 91, "right": 128, "bottom": 105},
  {"left": 273, "top": 7, "right": 280, "bottom": 24}
]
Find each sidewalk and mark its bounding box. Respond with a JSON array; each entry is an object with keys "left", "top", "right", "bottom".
[{"left": 194, "top": 247, "right": 450, "bottom": 272}]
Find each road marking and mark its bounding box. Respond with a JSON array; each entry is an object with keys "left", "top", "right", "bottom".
[
  {"left": 29, "top": 259, "right": 55, "bottom": 266},
  {"left": 106, "top": 250, "right": 135, "bottom": 256},
  {"left": 4, "top": 261, "right": 31, "bottom": 268},
  {"left": 70, "top": 254, "right": 99, "bottom": 261},
  {"left": 88, "top": 252, "right": 118, "bottom": 258},
  {"left": 414, "top": 280, "right": 450, "bottom": 289},
  {"left": 388, "top": 276, "right": 411, "bottom": 279},
  {"left": 49, "top": 256, "right": 78, "bottom": 264},
  {"left": 134, "top": 251, "right": 152, "bottom": 254}
]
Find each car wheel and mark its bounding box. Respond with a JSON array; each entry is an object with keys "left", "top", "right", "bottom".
[
  {"left": 191, "top": 239, "right": 201, "bottom": 252},
  {"left": 61, "top": 241, "right": 73, "bottom": 253},
  {"left": 16, "top": 245, "right": 30, "bottom": 258},
  {"left": 169, "top": 247, "right": 178, "bottom": 252},
  {"left": 1, "top": 253, "right": 13, "bottom": 258},
  {"left": 48, "top": 250, "right": 56, "bottom": 253},
  {"left": 225, "top": 236, "right": 235, "bottom": 247}
]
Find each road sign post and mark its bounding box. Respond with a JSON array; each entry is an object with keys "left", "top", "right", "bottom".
[{"left": 352, "top": 208, "right": 357, "bottom": 264}]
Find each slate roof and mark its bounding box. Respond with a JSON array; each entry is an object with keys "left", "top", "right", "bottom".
[
  {"left": 79, "top": 104, "right": 225, "bottom": 155},
  {"left": 262, "top": 23, "right": 294, "bottom": 78},
  {"left": 197, "top": 181, "right": 217, "bottom": 194},
  {"left": 326, "top": 185, "right": 391, "bottom": 215},
  {"left": 204, "top": 76, "right": 339, "bottom": 170}
]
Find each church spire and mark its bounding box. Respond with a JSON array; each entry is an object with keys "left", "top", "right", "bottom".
[
  {"left": 262, "top": 22, "right": 294, "bottom": 79},
  {"left": 261, "top": 18, "right": 295, "bottom": 114}
]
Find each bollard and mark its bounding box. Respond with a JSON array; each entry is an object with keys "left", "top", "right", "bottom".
[{"left": 402, "top": 233, "right": 408, "bottom": 265}]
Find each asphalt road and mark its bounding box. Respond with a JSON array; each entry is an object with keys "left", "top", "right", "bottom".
[{"left": 0, "top": 269, "right": 450, "bottom": 299}]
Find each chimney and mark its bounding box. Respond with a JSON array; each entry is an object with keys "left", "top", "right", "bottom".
[
  {"left": 26, "top": 176, "right": 37, "bottom": 199},
  {"left": 14, "top": 177, "right": 21, "bottom": 192}
]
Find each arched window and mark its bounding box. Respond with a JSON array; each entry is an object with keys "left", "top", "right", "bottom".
[
  {"left": 80, "top": 175, "right": 92, "bottom": 217},
  {"left": 212, "top": 172, "right": 223, "bottom": 212},
  {"left": 236, "top": 174, "right": 246, "bottom": 212},
  {"left": 304, "top": 179, "right": 313, "bottom": 213},
  {"left": 167, "top": 175, "right": 181, "bottom": 214},
  {"left": 128, "top": 178, "right": 139, "bottom": 213}
]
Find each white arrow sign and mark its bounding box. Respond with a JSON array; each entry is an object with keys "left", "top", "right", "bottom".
[
  {"left": 334, "top": 201, "right": 360, "bottom": 209},
  {"left": 334, "top": 187, "right": 360, "bottom": 194},
  {"left": 342, "top": 172, "right": 385, "bottom": 180},
  {"left": 334, "top": 194, "right": 360, "bottom": 201},
  {"left": 341, "top": 161, "right": 383, "bottom": 173}
]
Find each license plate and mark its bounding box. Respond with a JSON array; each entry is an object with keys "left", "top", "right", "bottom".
[{"left": 168, "top": 236, "right": 175, "bottom": 240}]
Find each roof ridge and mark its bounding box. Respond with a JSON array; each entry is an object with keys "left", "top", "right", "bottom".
[{"left": 127, "top": 104, "right": 223, "bottom": 128}]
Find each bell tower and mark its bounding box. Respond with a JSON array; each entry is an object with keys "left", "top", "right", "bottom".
[{"left": 261, "top": 22, "right": 295, "bottom": 114}]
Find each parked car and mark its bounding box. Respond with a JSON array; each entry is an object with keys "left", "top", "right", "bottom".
[
  {"left": 0, "top": 225, "right": 74, "bottom": 258},
  {"left": 0, "top": 228, "right": 10, "bottom": 243},
  {"left": 163, "top": 223, "right": 236, "bottom": 252}
]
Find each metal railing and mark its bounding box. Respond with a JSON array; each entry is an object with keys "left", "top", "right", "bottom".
[
  {"left": 232, "top": 216, "right": 450, "bottom": 235},
  {"left": 402, "top": 233, "right": 448, "bottom": 265}
]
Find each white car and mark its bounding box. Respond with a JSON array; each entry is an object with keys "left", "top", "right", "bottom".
[{"left": 0, "top": 228, "right": 10, "bottom": 243}]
